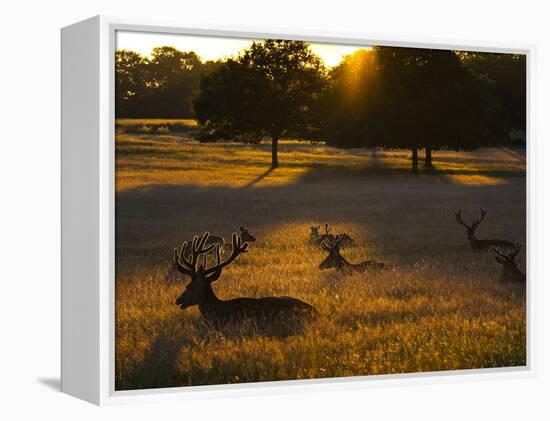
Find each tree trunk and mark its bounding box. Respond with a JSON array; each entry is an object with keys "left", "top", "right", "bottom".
[
  {"left": 271, "top": 135, "right": 279, "bottom": 168},
  {"left": 424, "top": 143, "right": 433, "bottom": 168},
  {"left": 411, "top": 145, "right": 418, "bottom": 173}
]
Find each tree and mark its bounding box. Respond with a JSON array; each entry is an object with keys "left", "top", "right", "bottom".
[
  {"left": 148, "top": 47, "right": 203, "bottom": 117},
  {"left": 322, "top": 47, "right": 498, "bottom": 171},
  {"left": 193, "top": 40, "right": 326, "bottom": 168},
  {"left": 459, "top": 52, "right": 526, "bottom": 136},
  {"left": 115, "top": 50, "right": 150, "bottom": 118},
  {"left": 115, "top": 47, "right": 211, "bottom": 118}
]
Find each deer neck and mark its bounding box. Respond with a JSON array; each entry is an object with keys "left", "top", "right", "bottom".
[
  {"left": 198, "top": 283, "right": 223, "bottom": 319},
  {"left": 469, "top": 232, "right": 481, "bottom": 249},
  {"left": 503, "top": 266, "right": 523, "bottom": 283}
]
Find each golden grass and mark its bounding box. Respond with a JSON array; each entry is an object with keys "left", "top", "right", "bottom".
[
  {"left": 115, "top": 124, "right": 526, "bottom": 390},
  {"left": 116, "top": 118, "right": 198, "bottom": 127},
  {"left": 115, "top": 128, "right": 525, "bottom": 192}
]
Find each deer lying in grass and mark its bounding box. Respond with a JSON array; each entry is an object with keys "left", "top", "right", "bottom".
[
  {"left": 492, "top": 242, "right": 525, "bottom": 284},
  {"left": 309, "top": 223, "right": 353, "bottom": 247},
  {"left": 318, "top": 234, "right": 384, "bottom": 274},
  {"left": 455, "top": 208, "right": 514, "bottom": 252},
  {"left": 173, "top": 232, "right": 318, "bottom": 330}
]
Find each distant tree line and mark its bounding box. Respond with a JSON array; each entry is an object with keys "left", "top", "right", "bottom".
[
  {"left": 115, "top": 46, "right": 221, "bottom": 118},
  {"left": 116, "top": 41, "right": 526, "bottom": 170}
]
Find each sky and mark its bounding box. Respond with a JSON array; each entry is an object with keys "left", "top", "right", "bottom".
[{"left": 116, "top": 30, "right": 366, "bottom": 67}]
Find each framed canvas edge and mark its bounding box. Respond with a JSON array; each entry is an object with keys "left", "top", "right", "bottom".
[{"left": 95, "top": 15, "right": 536, "bottom": 405}]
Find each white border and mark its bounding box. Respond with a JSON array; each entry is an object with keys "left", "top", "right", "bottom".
[{"left": 97, "top": 15, "right": 535, "bottom": 405}]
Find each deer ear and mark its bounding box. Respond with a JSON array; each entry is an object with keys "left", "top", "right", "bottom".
[{"left": 495, "top": 256, "right": 505, "bottom": 264}]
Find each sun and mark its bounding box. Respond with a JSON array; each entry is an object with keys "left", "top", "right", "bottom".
[{"left": 116, "top": 31, "right": 367, "bottom": 67}]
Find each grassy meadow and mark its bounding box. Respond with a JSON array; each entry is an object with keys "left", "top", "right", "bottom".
[{"left": 115, "top": 119, "right": 526, "bottom": 390}]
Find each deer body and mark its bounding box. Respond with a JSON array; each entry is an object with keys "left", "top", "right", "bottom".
[
  {"left": 195, "top": 287, "right": 317, "bottom": 329},
  {"left": 173, "top": 233, "right": 317, "bottom": 331},
  {"left": 329, "top": 255, "right": 385, "bottom": 275},
  {"left": 319, "top": 234, "right": 384, "bottom": 274},
  {"left": 455, "top": 209, "right": 514, "bottom": 252}
]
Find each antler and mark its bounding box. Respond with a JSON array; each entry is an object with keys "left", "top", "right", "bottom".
[
  {"left": 204, "top": 233, "right": 248, "bottom": 276},
  {"left": 173, "top": 232, "right": 217, "bottom": 275},
  {"left": 325, "top": 223, "right": 331, "bottom": 235},
  {"left": 320, "top": 238, "right": 333, "bottom": 252},
  {"left": 491, "top": 245, "right": 509, "bottom": 260},
  {"left": 455, "top": 209, "right": 470, "bottom": 228},
  {"left": 491, "top": 241, "right": 522, "bottom": 262},
  {"left": 472, "top": 208, "right": 487, "bottom": 228},
  {"left": 333, "top": 233, "right": 346, "bottom": 247},
  {"left": 322, "top": 234, "right": 345, "bottom": 252}
]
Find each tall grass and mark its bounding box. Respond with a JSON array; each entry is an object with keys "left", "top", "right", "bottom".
[{"left": 115, "top": 122, "right": 526, "bottom": 390}]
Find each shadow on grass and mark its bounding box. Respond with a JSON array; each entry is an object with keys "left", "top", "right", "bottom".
[
  {"left": 115, "top": 161, "right": 525, "bottom": 273},
  {"left": 118, "top": 316, "right": 316, "bottom": 390},
  {"left": 242, "top": 167, "right": 275, "bottom": 188},
  {"left": 118, "top": 333, "right": 195, "bottom": 391}
]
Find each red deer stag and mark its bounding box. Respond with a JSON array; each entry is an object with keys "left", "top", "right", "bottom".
[
  {"left": 309, "top": 223, "right": 353, "bottom": 247},
  {"left": 492, "top": 242, "right": 526, "bottom": 284},
  {"left": 173, "top": 232, "right": 318, "bottom": 330},
  {"left": 319, "top": 234, "right": 385, "bottom": 274},
  {"left": 455, "top": 209, "right": 514, "bottom": 252}
]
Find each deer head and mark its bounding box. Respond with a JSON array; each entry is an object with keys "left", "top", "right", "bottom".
[
  {"left": 318, "top": 234, "right": 346, "bottom": 270},
  {"left": 310, "top": 225, "right": 321, "bottom": 237},
  {"left": 239, "top": 226, "right": 256, "bottom": 242},
  {"left": 492, "top": 242, "right": 524, "bottom": 283},
  {"left": 174, "top": 232, "right": 248, "bottom": 309},
  {"left": 455, "top": 208, "right": 487, "bottom": 240}
]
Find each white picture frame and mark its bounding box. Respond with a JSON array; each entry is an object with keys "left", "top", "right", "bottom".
[{"left": 61, "top": 15, "right": 535, "bottom": 406}]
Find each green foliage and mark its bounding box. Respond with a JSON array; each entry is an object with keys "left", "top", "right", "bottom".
[
  {"left": 115, "top": 47, "right": 222, "bottom": 118},
  {"left": 193, "top": 40, "right": 327, "bottom": 166},
  {"left": 459, "top": 52, "right": 526, "bottom": 134},
  {"left": 323, "top": 47, "right": 495, "bottom": 150},
  {"left": 115, "top": 50, "right": 150, "bottom": 117}
]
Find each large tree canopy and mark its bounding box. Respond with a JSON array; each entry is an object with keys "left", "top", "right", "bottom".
[
  {"left": 321, "top": 46, "right": 501, "bottom": 171},
  {"left": 193, "top": 40, "right": 327, "bottom": 168}
]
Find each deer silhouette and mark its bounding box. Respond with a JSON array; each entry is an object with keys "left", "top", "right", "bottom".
[
  {"left": 319, "top": 234, "right": 384, "bottom": 274},
  {"left": 455, "top": 208, "right": 514, "bottom": 251},
  {"left": 173, "top": 232, "right": 318, "bottom": 331}
]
